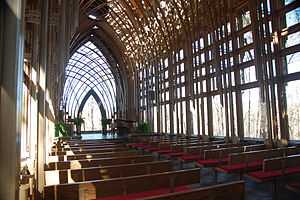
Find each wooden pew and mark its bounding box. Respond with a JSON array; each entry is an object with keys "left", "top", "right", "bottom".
[
  {"left": 158, "top": 140, "right": 226, "bottom": 158},
  {"left": 45, "top": 155, "right": 154, "bottom": 170},
  {"left": 48, "top": 150, "right": 140, "bottom": 162},
  {"left": 139, "top": 140, "right": 204, "bottom": 152},
  {"left": 247, "top": 154, "right": 300, "bottom": 199},
  {"left": 59, "top": 139, "right": 123, "bottom": 144},
  {"left": 216, "top": 146, "right": 297, "bottom": 178},
  {"left": 140, "top": 140, "right": 224, "bottom": 157},
  {"left": 55, "top": 140, "right": 119, "bottom": 147},
  {"left": 44, "top": 168, "right": 201, "bottom": 200},
  {"left": 179, "top": 143, "right": 239, "bottom": 163},
  {"left": 50, "top": 147, "right": 129, "bottom": 156},
  {"left": 140, "top": 181, "right": 245, "bottom": 200},
  {"left": 45, "top": 160, "right": 172, "bottom": 185},
  {"left": 247, "top": 153, "right": 300, "bottom": 182},
  {"left": 53, "top": 144, "right": 124, "bottom": 152},
  {"left": 66, "top": 141, "right": 119, "bottom": 145},
  {"left": 196, "top": 146, "right": 244, "bottom": 168},
  {"left": 196, "top": 144, "right": 267, "bottom": 168},
  {"left": 128, "top": 138, "right": 205, "bottom": 150},
  {"left": 53, "top": 140, "right": 122, "bottom": 151}
]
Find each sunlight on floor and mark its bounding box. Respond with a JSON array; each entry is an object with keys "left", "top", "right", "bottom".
[{"left": 45, "top": 171, "right": 60, "bottom": 185}]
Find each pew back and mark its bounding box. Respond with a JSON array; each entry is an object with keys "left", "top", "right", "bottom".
[
  {"left": 44, "top": 168, "right": 201, "bottom": 200},
  {"left": 204, "top": 147, "right": 244, "bottom": 160},
  {"left": 141, "top": 181, "right": 245, "bottom": 200},
  {"left": 49, "top": 150, "right": 139, "bottom": 162},
  {"left": 45, "top": 155, "right": 154, "bottom": 170},
  {"left": 50, "top": 147, "right": 129, "bottom": 156},
  {"left": 263, "top": 154, "right": 300, "bottom": 172},
  {"left": 45, "top": 160, "right": 172, "bottom": 185}
]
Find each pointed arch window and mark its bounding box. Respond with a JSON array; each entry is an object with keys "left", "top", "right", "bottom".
[{"left": 62, "top": 41, "right": 116, "bottom": 119}]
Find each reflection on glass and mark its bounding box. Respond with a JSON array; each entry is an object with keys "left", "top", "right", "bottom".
[
  {"left": 285, "top": 52, "right": 300, "bottom": 74},
  {"left": 286, "top": 80, "right": 300, "bottom": 140},
  {"left": 285, "top": 7, "right": 300, "bottom": 28}
]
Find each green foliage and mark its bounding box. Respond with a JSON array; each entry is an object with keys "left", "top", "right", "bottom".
[
  {"left": 101, "top": 118, "right": 111, "bottom": 128},
  {"left": 73, "top": 117, "right": 84, "bottom": 126},
  {"left": 55, "top": 122, "right": 70, "bottom": 137},
  {"left": 137, "top": 122, "right": 151, "bottom": 134}
]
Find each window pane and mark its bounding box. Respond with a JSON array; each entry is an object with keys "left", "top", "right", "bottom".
[
  {"left": 212, "top": 95, "right": 225, "bottom": 136},
  {"left": 285, "top": 52, "right": 300, "bottom": 74},
  {"left": 286, "top": 80, "right": 300, "bottom": 140},
  {"left": 242, "top": 88, "right": 262, "bottom": 138}
]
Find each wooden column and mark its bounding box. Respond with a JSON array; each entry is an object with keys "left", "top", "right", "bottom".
[
  {"left": 272, "top": 0, "right": 289, "bottom": 143},
  {"left": 169, "top": 54, "right": 175, "bottom": 134},
  {"left": 230, "top": 10, "right": 244, "bottom": 141},
  {"left": 185, "top": 37, "right": 194, "bottom": 136},
  {"left": 0, "top": 0, "right": 25, "bottom": 199},
  {"left": 36, "top": 0, "right": 48, "bottom": 197}
]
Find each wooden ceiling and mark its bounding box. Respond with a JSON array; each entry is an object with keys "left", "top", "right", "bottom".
[{"left": 77, "top": 0, "right": 246, "bottom": 70}]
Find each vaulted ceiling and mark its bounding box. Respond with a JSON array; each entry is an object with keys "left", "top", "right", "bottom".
[{"left": 76, "top": 0, "right": 245, "bottom": 71}]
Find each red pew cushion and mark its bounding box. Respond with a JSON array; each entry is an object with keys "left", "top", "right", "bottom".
[
  {"left": 197, "top": 159, "right": 220, "bottom": 166},
  {"left": 218, "top": 163, "right": 247, "bottom": 173},
  {"left": 218, "top": 160, "right": 263, "bottom": 173},
  {"left": 285, "top": 166, "right": 300, "bottom": 175},
  {"left": 197, "top": 157, "right": 228, "bottom": 166},
  {"left": 247, "top": 170, "right": 282, "bottom": 182}
]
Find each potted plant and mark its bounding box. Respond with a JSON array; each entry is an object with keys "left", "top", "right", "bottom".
[
  {"left": 101, "top": 118, "right": 111, "bottom": 134},
  {"left": 137, "top": 121, "right": 150, "bottom": 134},
  {"left": 55, "top": 121, "right": 70, "bottom": 138},
  {"left": 73, "top": 117, "right": 84, "bottom": 135}
]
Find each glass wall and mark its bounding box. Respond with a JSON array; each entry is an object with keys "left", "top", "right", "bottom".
[
  {"left": 62, "top": 41, "right": 116, "bottom": 120},
  {"left": 136, "top": 0, "right": 300, "bottom": 141}
]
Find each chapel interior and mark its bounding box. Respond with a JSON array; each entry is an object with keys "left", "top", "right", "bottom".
[{"left": 1, "top": 0, "right": 300, "bottom": 200}]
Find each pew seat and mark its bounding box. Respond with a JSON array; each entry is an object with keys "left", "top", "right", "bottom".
[
  {"left": 216, "top": 146, "right": 300, "bottom": 175},
  {"left": 196, "top": 158, "right": 229, "bottom": 167},
  {"left": 217, "top": 160, "right": 263, "bottom": 174},
  {"left": 247, "top": 154, "right": 300, "bottom": 182},
  {"left": 247, "top": 166, "right": 300, "bottom": 182},
  {"left": 179, "top": 154, "right": 202, "bottom": 162}
]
